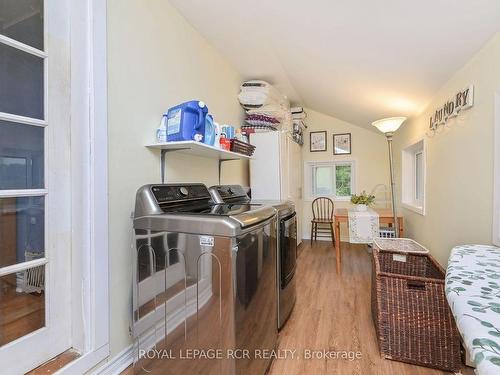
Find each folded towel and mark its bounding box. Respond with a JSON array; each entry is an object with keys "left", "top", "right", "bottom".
[
  {"left": 246, "top": 113, "right": 280, "bottom": 124},
  {"left": 292, "top": 112, "right": 306, "bottom": 120},
  {"left": 246, "top": 103, "right": 289, "bottom": 119},
  {"left": 242, "top": 124, "right": 278, "bottom": 133}
]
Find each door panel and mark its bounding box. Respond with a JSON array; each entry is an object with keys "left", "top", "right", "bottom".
[
  {"left": 287, "top": 138, "right": 303, "bottom": 244},
  {"left": 0, "top": 0, "right": 71, "bottom": 373}
]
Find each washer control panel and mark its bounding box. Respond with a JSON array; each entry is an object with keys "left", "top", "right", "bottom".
[{"left": 151, "top": 184, "right": 211, "bottom": 204}]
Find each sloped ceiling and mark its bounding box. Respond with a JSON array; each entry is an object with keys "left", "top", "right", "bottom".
[{"left": 169, "top": 0, "right": 500, "bottom": 129}]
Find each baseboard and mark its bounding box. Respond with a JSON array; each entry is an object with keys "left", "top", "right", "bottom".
[
  {"left": 302, "top": 235, "right": 349, "bottom": 242},
  {"left": 93, "top": 285, "right": 212, "bottom": 375}
]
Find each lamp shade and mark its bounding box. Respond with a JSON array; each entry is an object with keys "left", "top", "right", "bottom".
[{"left": 372, "top": 117, "right": 406, "bottom": 134}]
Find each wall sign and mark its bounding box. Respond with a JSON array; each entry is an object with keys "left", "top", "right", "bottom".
[{"left": 429, "top": 85, "right": 474, "bottom": 131}]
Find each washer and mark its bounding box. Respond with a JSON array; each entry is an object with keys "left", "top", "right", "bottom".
[
  {"left": 132, "top": 183, "right": 277, "bottom": 375},
  {"left": 209, "top": 185, "right": 297, "bottom": 330}
]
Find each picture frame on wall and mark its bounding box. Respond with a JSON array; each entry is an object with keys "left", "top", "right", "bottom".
[
  {"left": 310, "top": 131, "right": 327, "bottom": 152},
  {"left": 333, "top": 133, "right": 351, "bottom": 155}
]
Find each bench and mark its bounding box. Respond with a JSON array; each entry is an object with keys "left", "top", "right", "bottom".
[{"left": 446, "top": 244, "right": 500, "bottom": 375}]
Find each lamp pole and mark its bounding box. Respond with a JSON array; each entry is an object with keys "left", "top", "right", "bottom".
[
  {"left": 372, "top": 117, "right": 406, "bottom": 238},
  {"left": 386, "top": 132, "right": 399, "bottom": 237}
]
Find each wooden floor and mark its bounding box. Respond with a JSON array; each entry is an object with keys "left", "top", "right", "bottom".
[
  {"left": 0, "top": 277, "right": 44, "bottom": 347},
  {"left": 269, "top": 241, "right": 473, "bottom": 375},
  {"left": 27, "top": 350, "right": 80, "bottom": 375},
  {"left": 123, "top": 241, "right": 474, "bottom": 375}
]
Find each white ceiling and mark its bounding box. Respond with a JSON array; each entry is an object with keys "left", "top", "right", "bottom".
[{"left": 170, "top": 0, "right": 500, "bottom": 129}]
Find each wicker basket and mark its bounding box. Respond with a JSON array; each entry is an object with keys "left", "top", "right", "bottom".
[
  {"left": 230, "top": 139, "right": 255, "bottom": 156},
  {"left": 373, "top": 237, "right": 429, "bottom": 254},
  {"left": 371, "top": 249, "right": 461, "bottom": 372}
]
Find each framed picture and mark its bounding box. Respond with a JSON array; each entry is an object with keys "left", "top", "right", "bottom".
[
  {"left": 310, "top": 131, "right": 327, "bottom": 152},
  {"left": 333, "top": 133, "right": 351, "bottom": 155}
]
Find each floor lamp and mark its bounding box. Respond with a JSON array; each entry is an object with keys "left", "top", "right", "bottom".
[{"left": 372, "top": 117, "right": 406, "bottom": 238}]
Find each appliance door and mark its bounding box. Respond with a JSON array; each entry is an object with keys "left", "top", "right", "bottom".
[
  {"left": 133, "top": 231, "right": 236, "bottom": 375},
  {"left": 234, "top": 218, "right": 277, "bottom": 375},
  {"left": 280, "top": 212, "right": 297, "bottom": 289}
]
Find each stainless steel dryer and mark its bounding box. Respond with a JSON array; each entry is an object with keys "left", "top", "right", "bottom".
[
  {"left": 132, "top": 184, "right": 277, "bottom": 375},
  {"left": 209, "top": 185, "right": 297, "bottom": 330}
]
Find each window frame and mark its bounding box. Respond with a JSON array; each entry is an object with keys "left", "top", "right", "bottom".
[
  {"left": 305, "top": 160, "right": 356, "bottom": 201},
  {"left": 402, "top": 139, "right": 426, "bottom": 215}
]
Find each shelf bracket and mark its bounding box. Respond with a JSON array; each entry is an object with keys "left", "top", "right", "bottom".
[
  {"left": 159, "top": 147, "right": 190, "bottom": 183},
  {"left": 160, "top": 149, "right": 167, "bottom": 183},
  {"left": 157, "top": 145, "right": 241, "bottom": 184},
  {"left": 218, "top": 159, "right": 238, "bottom": 185}
]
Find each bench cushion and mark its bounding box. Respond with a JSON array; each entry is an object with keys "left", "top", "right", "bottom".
[{"left": 446, "top": 244, "right": 500, "bottom": 375}]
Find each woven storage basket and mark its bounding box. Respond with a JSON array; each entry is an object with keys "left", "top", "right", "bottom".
[
  {"left": 371, "top": 249, "right": 461, "bottom": 372},
  {"left": 373, "top": 237, "right": 429, "bottom": 254},
  {"left": 230, "top": 139, "right": 255, "bottom": 156}
]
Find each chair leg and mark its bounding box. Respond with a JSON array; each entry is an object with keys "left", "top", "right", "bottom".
[
  {"left": 329, "top": 222, "right": 335, "bottom": 247},
  {"left": 314, "top": 223, "right": 318, "bottom": 241},
  {"left": 310, "top": 222, "right": 314, "bottom": 243}
]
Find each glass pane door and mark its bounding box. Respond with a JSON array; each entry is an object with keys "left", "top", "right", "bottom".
[{"left": 0, "top": 0, "right": 72, "bottom": 372}]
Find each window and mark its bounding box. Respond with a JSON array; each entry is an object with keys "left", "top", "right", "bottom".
[
  {"left": 307, "top": 161, "right": 355, "bottom": 200},
  {"left": 402, "top": 139, "right": 426, "bottom": 215}
]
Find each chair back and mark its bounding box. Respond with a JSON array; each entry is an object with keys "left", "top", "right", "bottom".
[{"left": 312, "top": 197, "right": 334, "bottom": 220}]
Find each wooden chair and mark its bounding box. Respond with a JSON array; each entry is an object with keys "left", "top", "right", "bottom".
[{"left": 311, "top": 197, "right": 335, "bottom": 245}]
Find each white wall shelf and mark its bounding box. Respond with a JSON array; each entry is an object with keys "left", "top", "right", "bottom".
[{"left": 146, "top": 141, "right": 251, "bottom": 183}]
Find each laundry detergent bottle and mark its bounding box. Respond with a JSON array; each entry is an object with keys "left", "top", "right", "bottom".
[
  {"left": 204, "top": 114, "right": 216, "bottom": 146},
  {"left": 166, "top": 100, "right": 208, "bottom": 142},
  {"left": 156, "top": 113, "right": 168, "bottom": 143}
]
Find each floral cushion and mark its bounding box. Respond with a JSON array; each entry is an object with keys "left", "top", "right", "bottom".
[{"left": 446, "top": 244, "right": 500, "bottom": 375}]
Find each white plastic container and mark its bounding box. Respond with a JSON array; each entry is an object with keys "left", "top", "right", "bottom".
[{"left": 156, "top": 113, "right": 167, "bottom": 143}]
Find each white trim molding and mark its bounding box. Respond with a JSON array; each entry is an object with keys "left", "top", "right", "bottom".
[
  {"left": 493, "top": 91, "right": 500, "bottom": 247},
  {"left": 401, "top": 138, "right": 426, "bottom": 216},
  {"left": 55, "top": 0, "right": 109, "bottom": 373}
]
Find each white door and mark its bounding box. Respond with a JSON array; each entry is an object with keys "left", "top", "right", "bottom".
[
  {"left": 287, "top": 137, "right": 303, "bottom": 244},
  {"left": 0, "top": 1, "right": 72, "bottom": 373},
  {"left": 249, "top": 132, "right": 281, "bottom": 200}
]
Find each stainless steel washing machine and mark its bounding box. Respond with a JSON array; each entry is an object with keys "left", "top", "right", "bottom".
[
  {"left": 132, "top": 184, "right": 277, "bottom": 375},
  {"left": 209, "top": 185, "right": 297, "bottom": 330}
]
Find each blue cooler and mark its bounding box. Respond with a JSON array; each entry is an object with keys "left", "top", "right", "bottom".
[{"left": 166, "top": 100, "right": 208, "bottom": 142}]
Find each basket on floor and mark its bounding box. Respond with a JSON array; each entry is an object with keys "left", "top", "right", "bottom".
[
  {"left": 373, "top": 237, "right": 429, "bottom": 254},
  {"left": 371, "top": 249, "right": 461, "bottom": 372}
]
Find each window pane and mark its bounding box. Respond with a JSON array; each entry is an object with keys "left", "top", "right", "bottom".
[
  {"left": 0, "top": 196, "right": 44, "bottom": 268},
  {"left": 0, "top": 0, "right": 44, "bottom": 50},
  {"left": 0, "top": 266, "right": 45, "bottom": 347},
  {"left": 314, "top": 166, "right": 334, "bottom": 195},
  {"left": 0, "top": 120, "right": 44, "bottom": 189},
  {"left": 0, "top": 43, "right": 44, "bottom": 119},
  {"left": 335, "top": 165, "right": 352, "bottom": 196},
  {"left": 415, "top": 152, "right": 423, "bottom": 201}
]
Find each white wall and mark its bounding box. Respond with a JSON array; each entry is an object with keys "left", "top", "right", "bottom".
[
  {"left": 393, "top": 32, "right": 500, "bottom": 265},
  {"left": 302, "top": 108, "right": 390, "bottom": 240},
  {"left": 106, "top": 0, "right": 246, "bottom": 359}
]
